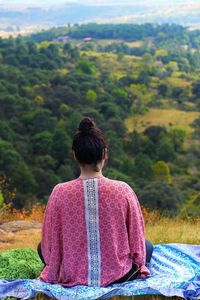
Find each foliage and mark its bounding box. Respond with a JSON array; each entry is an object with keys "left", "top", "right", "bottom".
[
  {"left": 0, "top": 189, "right": 4, "bottom": 208},
  {"left": 153, "top": 161, "right": 172, "bottom": 184},
  {"left": 0, "top": 24, "right": 199, "bottom": 216},
  {"left": 139, "top": 182, "right": 183, "bottom": 214},
  {"left": 0, "top": 203, "right": 44, "bottom": 223},
  {"left": 0, "top": 248, "right": 44, "bottom": 279}
]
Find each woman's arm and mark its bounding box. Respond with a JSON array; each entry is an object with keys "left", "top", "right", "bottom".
[
  {"left": 41, "top": 185, "right": 60, "bottom": 265},
  {"left": 125, "top": 185, "right": 150, "bottom": 278}
]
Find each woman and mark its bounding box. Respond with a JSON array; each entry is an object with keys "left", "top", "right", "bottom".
[{"left": 38, "top": 117, "right": 153, "bottom": 287}]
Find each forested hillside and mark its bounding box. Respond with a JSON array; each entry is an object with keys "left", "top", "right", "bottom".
[{"left": 0, "top": 24, "right": 200, "bottom": 216}]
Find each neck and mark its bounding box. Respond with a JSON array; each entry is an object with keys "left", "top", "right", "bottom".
[{"left": 79, "top": 166, "right": 103, "bottom": 180}]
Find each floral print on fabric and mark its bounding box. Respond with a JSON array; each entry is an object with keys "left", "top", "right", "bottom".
[{"left": 40, "top": 175, "right": 146, "bottom": 286}]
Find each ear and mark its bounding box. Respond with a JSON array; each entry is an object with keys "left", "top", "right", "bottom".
[
  {"left": 72, "top": 150, "right": 77, "bottom": 161},
  {"left": 103, "top": 148, "right": 108, "bottom": 160}
]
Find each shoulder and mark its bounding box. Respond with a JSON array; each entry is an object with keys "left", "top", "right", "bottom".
[
  {"left": 52, "top": 178, "right": 80, "bottom": 194},
  {"left": 47, "top": 179, "right": 80, "bottom": 207},
  {"left": 103, "top": 176, "right": 135, "bottom": 194},
  {"left": 48, "top": 179, "right": 79, "bottom": 199}
]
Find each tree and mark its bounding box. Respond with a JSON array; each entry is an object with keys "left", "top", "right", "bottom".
[
  {"left": 34, "top": 155, "right": 56, "bottom": 170},
  {"left": 166, "top": 61, "right": 179, "bottom": 73},
  {"left": 109, "top": 119, "right": 126, "bottom": 136},
  {"left": 57, "top": 163, "right": 76, "bottom": 182},
  {"left": 32, "top": 167, "right": 60, "bottom": 200},
  {"left": 21, "top": 109, "right": 56, "bottom": 134},
  {"left": 157, "top": 138, "right": 176, "bottom": 162},
  {"left": 85, "top": 89, "right": 97, "bottom": 106},
  {"left": 153, "top": 161, "right": 172, "bottom": 184},
  {"left": 0, "top": 95, "right": 17, "bottom": 118},
  {"left": 0, "top": 188, "right": 4, "bottom": 208},
  {"left": 158, "top": 83, "right": 170, "bottom": 97},
  {"left": 51, "top": 128, "right": 71, "bottom": 165},
  {"left": 139, "top": 182, "right": 182, "bottom": 214},
  {"left": 134, "top": 153, "right": 153, "bottom": 179},
  {"left": 0, "top": 121, "right": 15, "bottom": 142},
  {"left": 120, "top": 156, "right": 136, "bottom": 179},
  {"left": 12, "top": 162, "right": 37, "bottom": 194},
  {"left": 99, "top": 102, "right": 120, "bottom": 119},
  {"left": 106, "top": 130, "right": 124, "bottom": 168},
  {"left": 127, "top": 130, "right": 143, "bottom": 156},
  {"left": 104, "top": 168, "right": 135, "bottom": 189},
  {"left": 111, "top": 88, "right": 131, "bottom": 113},
  {"left": 0, "top": 175, "right": 16, "bottom": 206},
  {"left": 0, "top": 139, "right": 21, "bottom": 176},
  {"left": 144, "top": 126, "right": 167, "bottom": 144},
  {"left": 192, "top": 80, "right": 200, "bottom": 98},
  {"left": 192, "top": 117, "right": 200, "bottom": 138},
  {"left": 32, "top": 131, "right": 53, "bottom": 155},
  {"left": 77, "top": 59, "right": 96, "bottom": 75},
  {"left": 34, "top": 95, "right": 44, "bottom": 106},
  {"left": 168, "top": 128, "right": 186, "bottom": 152}
]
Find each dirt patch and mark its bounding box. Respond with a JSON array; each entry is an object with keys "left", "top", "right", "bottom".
[
  {"left": 0, "top": 229, "right": 15, "bottom": 243},
  {"left": 0, "top": 228, "right": 41, "bottom": 253}
]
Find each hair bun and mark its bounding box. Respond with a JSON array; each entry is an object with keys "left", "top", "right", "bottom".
[{"left": 78, "top": 117, "right": 95, "bottom": 134}]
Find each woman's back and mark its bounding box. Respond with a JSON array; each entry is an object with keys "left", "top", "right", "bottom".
[{"left": 40, "top": 175, "right": 146, "bottom": 287}]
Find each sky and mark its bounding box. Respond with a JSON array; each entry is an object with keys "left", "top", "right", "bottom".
[
  {"left": 0, "top": 0, "right": 196, "bottom": 9},
  {"left": 0, "top": 0, "right": 199, "bottom": 34}
]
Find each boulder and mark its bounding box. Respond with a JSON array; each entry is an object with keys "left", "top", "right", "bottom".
[{"left": 0, "top": 220, "right": 42, "bottom": 232}]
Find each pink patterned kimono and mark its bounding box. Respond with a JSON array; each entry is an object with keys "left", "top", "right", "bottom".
[{"left": 40, "top": 175, "right": 147, "bottom": 287}]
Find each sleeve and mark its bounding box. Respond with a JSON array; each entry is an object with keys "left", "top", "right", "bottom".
[
  {"left": 41, "top": 184, "right": 60, "bottom": 265},
  {"left": 125, "top": 184, "right": 146, "bottom": 267},
  {"left": 125, "top": 184, "right": 151, "bottom": 279}
]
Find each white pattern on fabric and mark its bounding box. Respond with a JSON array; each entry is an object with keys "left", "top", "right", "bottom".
[{"left": 83, "top": 178, "right": 101, "bottom": 286}]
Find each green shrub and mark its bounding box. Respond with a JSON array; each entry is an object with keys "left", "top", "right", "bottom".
[{"left": 0, "top": 248, "right": 44, "bottom": 279}]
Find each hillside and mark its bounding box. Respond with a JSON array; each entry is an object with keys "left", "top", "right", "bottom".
[
  {"left": 0, "top": 24, "right": 200, "bottom": 217},
  {"left": 125, "top": 109, "right": 200, "bottom": 134}
]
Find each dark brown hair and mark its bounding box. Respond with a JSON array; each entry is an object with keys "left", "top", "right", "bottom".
[{"left": 72, "top": 117, "right": 107, "bottom": 170}]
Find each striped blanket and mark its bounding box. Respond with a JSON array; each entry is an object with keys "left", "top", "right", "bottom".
[{"left": 0, "top": 244, "right": 200, "bottom": 300}]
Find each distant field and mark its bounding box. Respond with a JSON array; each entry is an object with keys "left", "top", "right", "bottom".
[
  {"left": 125, "top": 108, "right": 200, "bottom": 133},
  {"left": 81, "top": 50, "right": 141, "bottom": 80},
  {"left": 81, "top": 50, "right": 141, "bottom": 60},
  {"left": 167, "top": 76, "right": 191, "bottom": 88},
  {"left": 80, "top": 39, "right": 143, "bottom": 48},
  {"left": 125, "top": 41, "right": 144, "bottom": 47}
]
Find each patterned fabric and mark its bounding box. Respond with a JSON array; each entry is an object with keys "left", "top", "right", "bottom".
[
  {"left": 83, "top": 178, "right": 101, "bottom": 286},
  {"left": 40, "top": 175, "right": 146, "bottom": 286},
  {"left": 0, "top": 244, "right": 200, "bottom": 300}
]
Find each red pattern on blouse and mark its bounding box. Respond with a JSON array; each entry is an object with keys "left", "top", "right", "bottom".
[{"left": 40, "top": 175, "right": 148, "bottom": 286}]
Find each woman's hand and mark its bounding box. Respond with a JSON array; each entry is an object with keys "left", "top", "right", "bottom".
[{"left": 138, "top": 265, "right": 151, "bottom": 279}]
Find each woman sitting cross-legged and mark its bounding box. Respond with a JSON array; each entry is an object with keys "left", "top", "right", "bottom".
[{"left": 37, "top": 117, "right": 153, "bottom": 287}]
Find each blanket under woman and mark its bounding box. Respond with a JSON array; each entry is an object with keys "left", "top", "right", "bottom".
[{"left": 0, "top": 243, "right": 199, "bottom": 300}]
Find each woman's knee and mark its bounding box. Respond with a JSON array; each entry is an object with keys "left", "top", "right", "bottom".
[
  {"left": 37, "top": 242, "right": 45, "bottom": 264},
  {"left": 37, "top": 242, "right": 42, "bottom": 255},
  {"left": 145, "top": 240, "right": 154, "bottom": 263}
]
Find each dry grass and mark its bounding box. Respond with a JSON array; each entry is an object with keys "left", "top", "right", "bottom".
[
  {"left": 125, "top": 108, "right": 200, "bottom": 134},
  {"left": 1, "top": 217, "right": 199, "bottom": 253},
  {"left": 146, "top": 217, "right": 200, "bottom": 244},
  {"left": 167, "top": 76, "right": 191, "bottom": 88},
  {"left": 125, "top": 41, "right": 144, "bottom": 48},
  {"left": 0, "top": 228, "right": 41, "bottom": 252}
]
